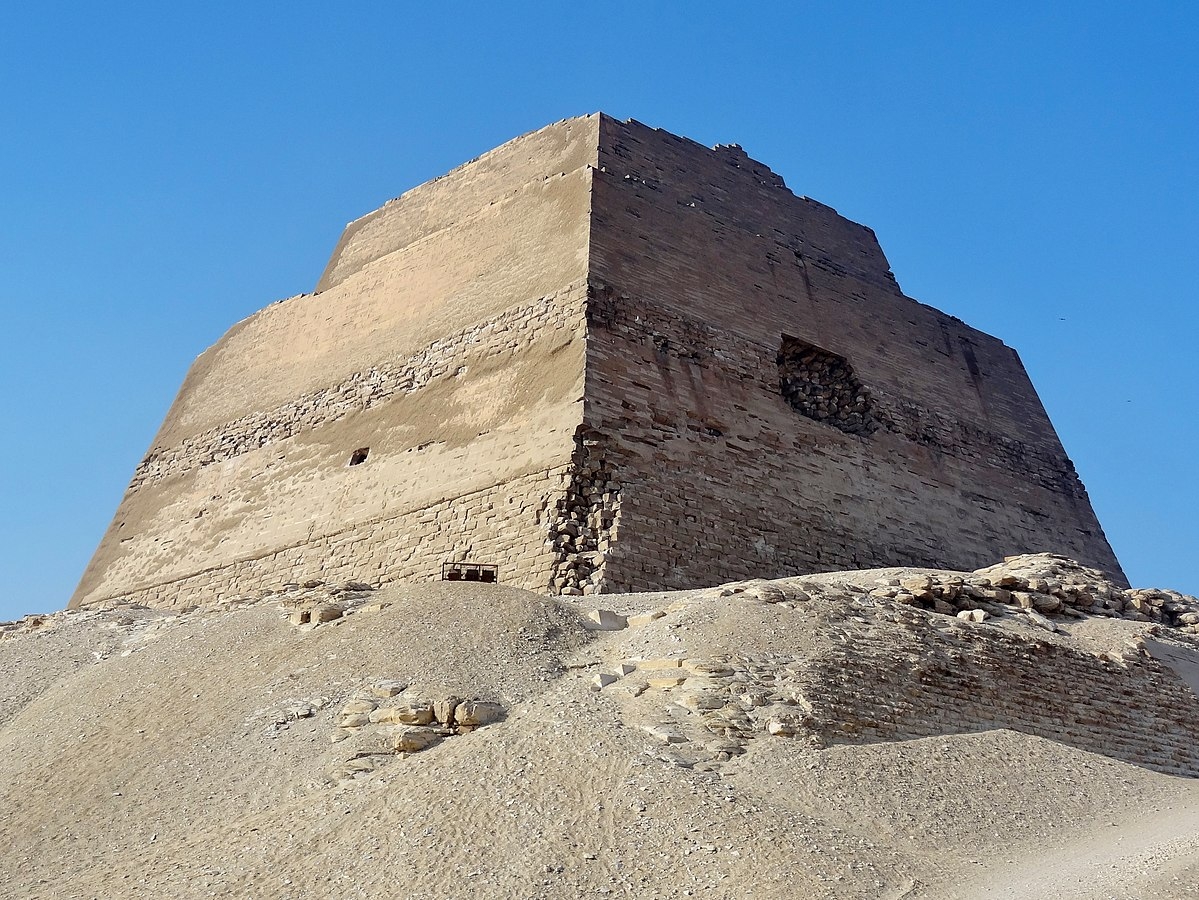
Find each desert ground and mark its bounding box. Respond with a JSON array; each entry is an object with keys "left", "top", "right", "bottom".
[{"left": 2, "top": 556, "right": 1197, "bottom": 899}]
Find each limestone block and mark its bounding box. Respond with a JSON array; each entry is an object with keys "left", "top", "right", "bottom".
[
  {"left": 454, "top": 700, "right": 506, "bottom": 727},
  {"left": 628, "top": 610, "right": 666, "bottom": 627},
  {"left": 386, "top": 726, "right": 444, "bottom": 753},
  {"left": 765, "top": 714, "right": 805, "bottom": 737},
  {"left": 370, "top": 701, "right": 435, "bottom": 726},
  {"left": 637, "top": 658, "right": 684, "bottom": 670},
  {"left": 311, "top": 604, "right": 343, "bottom": 623},
  {"left": 1031, "top": 593, "right": 1063, "bottom": 614},
  {"left": 746, "top": 584, "right": 786, "bottom": 604},
  {"left": 642, "top": 724, "right": 687, "bottom": 744},
  {"left": 432, "top": 696, "right": 462, "bottom": 725},
  {"left": 648, "top": 675, "right": 687, "bottom": 689},
  {"left": 584, "top": 609, "right": 628, "bottom": 630},
  {"left": 901, "top": 576, "right": 934, "bottom": 600},
  {"left": 368, "top": 680, "right": 409, "bottom": 698}
]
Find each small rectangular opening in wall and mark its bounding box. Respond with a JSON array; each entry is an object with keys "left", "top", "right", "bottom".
[
  {"left": 441, "top": 562, "right": 498, "bottom": 584},
  {"left": 348, "top": 448, "right": 370, "bottom": 466}
]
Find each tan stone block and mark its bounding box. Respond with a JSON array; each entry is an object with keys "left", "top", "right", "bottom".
[
  {"left": 454, "top": 701, "right": 505, "bottom": 727},
  {"left": 627, "top": 610, "right": 666, "bottom": 627},
  {"left": 641, "top": 724, "right": 687, "bottom": 744},
  {"left": 432, "top": 696, "right": 462, "bottom": 725},
  {"left": 637, "top": 658, "right": 684, "bottom": 670},
  {"left": 370, "top": 702, "right": 435, "bottom": 726},
  {"left": 386, "top": 726, "right": 444, "bottom": 753},
  {"left": 584, "top": 609, "right": 628, "bottom": 630},
  {"left": 592, "top": 673, "right": 618, "bottom": 690},
  {"left": 648, "top": 675, "right": 687, "bottom": 689}
]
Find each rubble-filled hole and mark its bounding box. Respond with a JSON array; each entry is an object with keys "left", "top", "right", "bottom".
[{"left": 777, "top": 336, "right": 876, "bottom": 436}]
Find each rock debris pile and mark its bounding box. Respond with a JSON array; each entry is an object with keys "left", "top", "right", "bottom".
[
  {"left": 327, "top": 681, "right": 506, "bottom": 784},
  {"left": 862, "top": 554, "right": 1199, "bottom": 632}
]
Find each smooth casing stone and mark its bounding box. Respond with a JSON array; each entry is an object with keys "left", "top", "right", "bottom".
[
  {"left": 368, "top": 680, "right": 408, "bottom": 698},
  {"left": 585, "top": 609, "right": 628, "bottom": 631}
]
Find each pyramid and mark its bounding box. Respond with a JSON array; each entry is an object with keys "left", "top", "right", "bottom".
[{"left": 69, "top": 114, "right": 1124, "bottom": 610}]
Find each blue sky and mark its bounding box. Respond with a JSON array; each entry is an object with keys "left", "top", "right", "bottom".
[{"left": 1, "top": 2, "right": 1195, "bottom": 620}]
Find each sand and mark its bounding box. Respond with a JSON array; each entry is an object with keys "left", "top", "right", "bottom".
[{"left": 1, "top": 577, "right": 1196, "bottom": 899}]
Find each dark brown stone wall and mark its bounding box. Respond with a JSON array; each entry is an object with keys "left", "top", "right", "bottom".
[{"left": 584, "top": 115, "right": 1123, "bottom": 592}]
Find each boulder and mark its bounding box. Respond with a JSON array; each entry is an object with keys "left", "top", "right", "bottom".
[
  {"left": 370, "top": 701, "right": 435, "bottom": 726},
  {"left": 454, "top": 701, "right": 506, "bottom": 727},
  {"left": 432, "top": 696, "right": 462, "bottom": 725},
  {"left": 386, "top": 726, "right": 444, "bottom": 753}
]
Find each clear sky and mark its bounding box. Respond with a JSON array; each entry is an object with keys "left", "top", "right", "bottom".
[{"left": 1, "top": 1, "right": 1195, "bottom": 621}]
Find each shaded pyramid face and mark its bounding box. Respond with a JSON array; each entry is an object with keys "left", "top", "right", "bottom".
[{"left": 70, "top": 114, "right": 1123, "bottom": 611}]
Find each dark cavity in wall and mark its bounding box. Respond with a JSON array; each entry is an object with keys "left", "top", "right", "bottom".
[
  {"left": 348, "top": 448, "right": 370, "bottom": 466},
  {"left": 777, "top": 336, "right": 877, "bottom": 436}
]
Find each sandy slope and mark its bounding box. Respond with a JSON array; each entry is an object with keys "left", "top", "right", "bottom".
[{"left": 1, "top": 577, "right": 1196, "bottom": 899}]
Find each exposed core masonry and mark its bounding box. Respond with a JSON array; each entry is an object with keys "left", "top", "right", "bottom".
[{"left": 70, "top": 114, "right": 1125, "bottom": 611}]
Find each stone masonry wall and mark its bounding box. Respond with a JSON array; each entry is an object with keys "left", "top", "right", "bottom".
[
  {"left": 72, "top": 284, "right": 587, "bottom": 607},
  {"left": 316, "top": 115, "right": 600, "bottom": 293},
  {"left": 798, "top": 606, "right": 1199, "bottom": 777},
  {"left": 96, "top": 467, "right": 575, "bottom": 610},
  {"left": 130, "top": 295, "right": 575, "bottom": 491},
  {"left": 73, "top": 113, "right": 1125, "bottom": 612},
  {"left": 585, "top": 116, "right": 1123, "bottom": 593},
  {"left": 610, "top": 562, "right": 1199, "bottom": 778}
]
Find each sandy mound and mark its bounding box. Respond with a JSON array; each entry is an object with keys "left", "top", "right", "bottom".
[{"left": 2, "top": 557, "right": 1197, "bottom": 898}]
